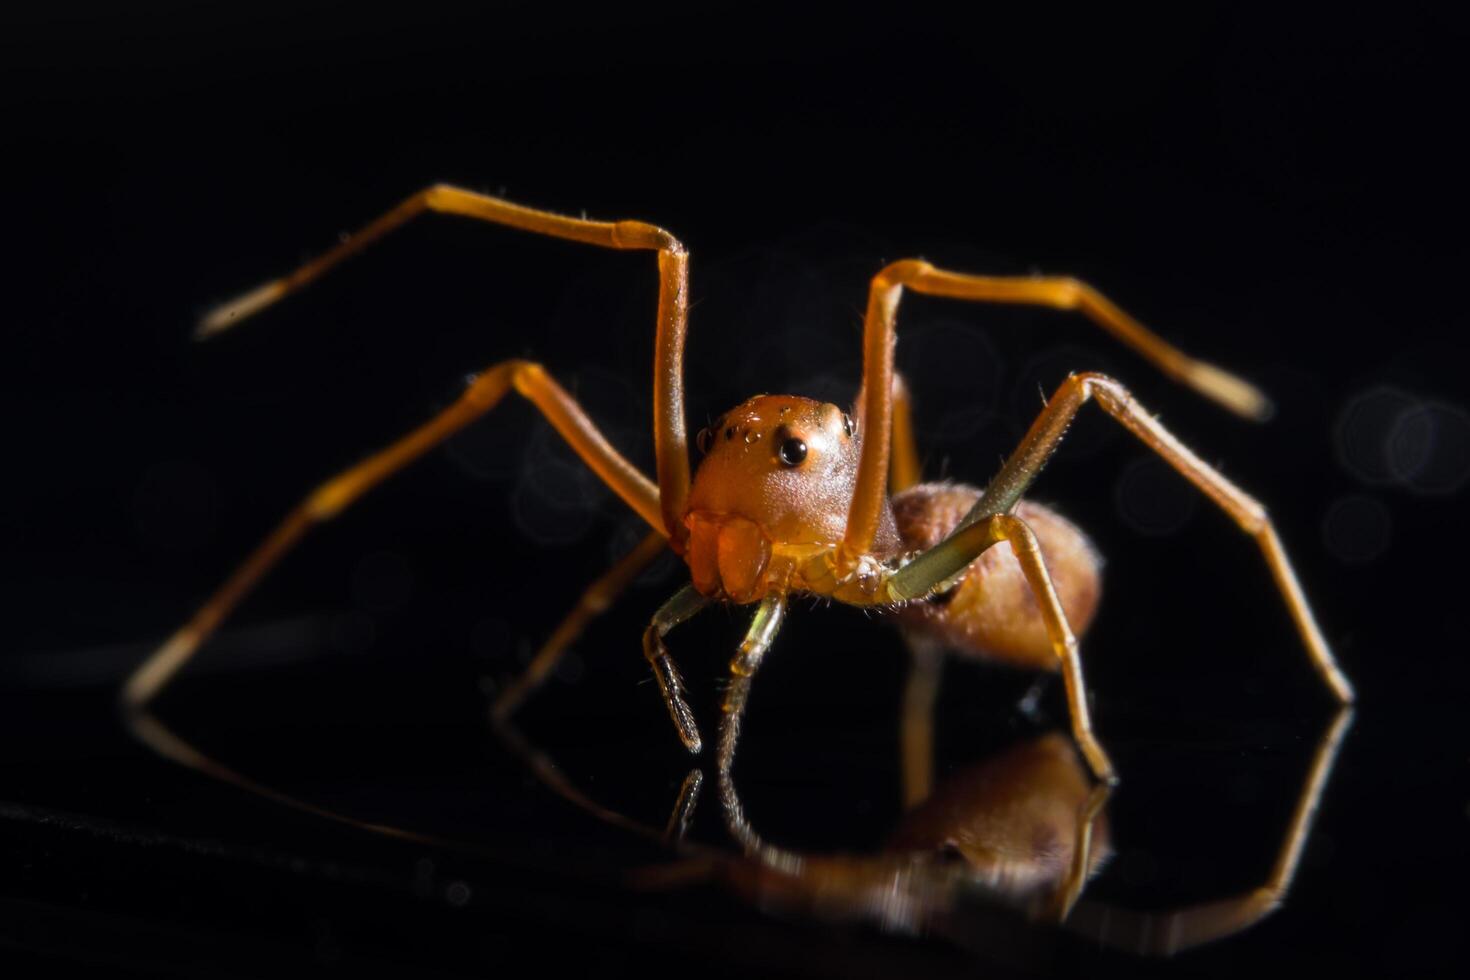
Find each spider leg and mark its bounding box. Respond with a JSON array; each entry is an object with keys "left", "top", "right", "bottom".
[
  {"left": 885, "top": 371, "right": 1351, "bottom": 777},
  {"left": 1048, "top": 779, "right": 1115, "bottom": 921},
  {"left": 1065, "top": 707, "right": 1353, "bottom": 952},
  {"left": 850, "top": 370, "right": 923, "bottom": 493},
  {"left": 642, "top": 584, "right": 712, "bottom": 753},
  {"left": 124, "top": 359, "right": 661, "bottom": 712},
  {"left": 899, "top": 634, "right": 945, "bottom": 809},
  {"left": 197, "top": 183, "right": 692, "bottom": 543},
  {"left": 491, "top": 529, "right": 668, "bottom": 723},
  {"left": 844, "top": 261, "right": 1269, "bottom": 562},
  {"left": 969, "top": 372, "right": 1351, "bottom": 702},
  {"left": 889, "top": 372, "right": 924, "bottom": 493},
  {"left": 893, "top": 511, "right": 1117, "bottom": 782},
  {"left": 715, "top": 596, "right": 790, "bottom": 861}
]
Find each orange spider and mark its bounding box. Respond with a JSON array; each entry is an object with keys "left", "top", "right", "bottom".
[{"left": 124, "top": 186, "right": 1354, "bottom": 786}]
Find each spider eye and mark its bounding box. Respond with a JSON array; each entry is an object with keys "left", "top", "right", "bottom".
[
  {"left": 696, "top": 427, "right": 713, "bottom": 455},
  {"left": 777, "top": 436, "right": 808, "bottom": 467},
  {"left": 841, "top": 413, "right": 855, "bottom": 438}
]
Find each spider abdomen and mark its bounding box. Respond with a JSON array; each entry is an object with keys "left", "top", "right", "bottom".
[{"left": 892, "top": 484, "right": 1102, "bottom": 672}]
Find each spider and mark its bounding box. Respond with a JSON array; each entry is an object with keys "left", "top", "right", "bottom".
[{"left": 124, "top": 185, "right": 1354, "bottom": 786}]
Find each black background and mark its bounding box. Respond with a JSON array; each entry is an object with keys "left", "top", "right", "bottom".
[{"left": 3, "top": 4, "right": 1468, "bottom": 977}]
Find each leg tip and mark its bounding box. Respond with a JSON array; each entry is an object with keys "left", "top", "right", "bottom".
[
  {"left": 1186, "top": 361, "right": 1275, "bottom": 422},
  {"left": 196, "top": 280, "right": 287, "bottom": 339},
  {"left": 668, "top": 700, "right": 704, "bottom": 755}
]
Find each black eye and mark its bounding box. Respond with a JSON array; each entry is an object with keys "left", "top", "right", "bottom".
[
  {"left": 841, "top": 413, "right": 855, "bottom": 438},
  {"left": 777, "top": 436, "right": 808, "bottom": 467}
]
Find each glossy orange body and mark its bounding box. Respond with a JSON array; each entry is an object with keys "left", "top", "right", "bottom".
[
  {"left": 893, "top": 489, "right": 1101, "bottom": 672},
  {"left": 683, "top": 395, "right": 898, "bottom": 603}
]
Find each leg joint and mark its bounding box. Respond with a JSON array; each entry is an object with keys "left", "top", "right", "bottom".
[
  {"left": 1071, "top": 371, "right": 1131, "bottom": 411},
  {"left": 642, "top": 623, "right": 664, "bottom": 660},
  {"left": 612, "top": 220, "right": 683, "bottom": 253},
  {"left": 1070, "top": 369, "right": 1123, "bottom": 391},
  {"left": 873, "top": 259, "right": 935, "bottom": 290},
  {"left": 420, "top": 183, "right": 452, "bottom": 207},
  {"left": 306, "top": 475, "right": 358, "bottom": 520},
  {"left": 507, "top": 359, "right": 546, "bottom": 395},
  {"left": 457, "top": 360, "right": 535, "bottom": 408},
  {"left": 1048, "top": 276, "right": 1089, "bottom": 309},
  {"left": 419, "top": 184, "right": 452, "bottom": 208},
  {"left": 990, "top": 512, "right": 1040, "bottom": 553}
]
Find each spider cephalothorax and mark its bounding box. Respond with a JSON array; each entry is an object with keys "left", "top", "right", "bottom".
[{"left": 684, "top": 395, "right": 900, "bottom": 602}]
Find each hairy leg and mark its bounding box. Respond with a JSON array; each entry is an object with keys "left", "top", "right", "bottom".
[
  {"left": 641, "top": 585, "right": 712, "bottom": 752},
  {"left": 714, "top": 596, "right": 792, "bottom": 863},
  {"left": 845, "top": 261, "right": 1270, "bottom": 561},
  {"left": 492, "top": 529, "right": 669, "bottom": 723},
  {"left": 125, "top": 360, "right": 660, "bottom": 711},
  {"left": 198, "top": 184, "right": 693, "bottom": 543}
]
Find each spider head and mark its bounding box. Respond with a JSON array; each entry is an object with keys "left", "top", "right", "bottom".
[{"left": 683, "top": 394, "right": 862, "bottom": 601}]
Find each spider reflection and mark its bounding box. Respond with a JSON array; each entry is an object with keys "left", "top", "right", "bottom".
[{"left": 497, "top": 697, "right": 1351, "bottom": 957}]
